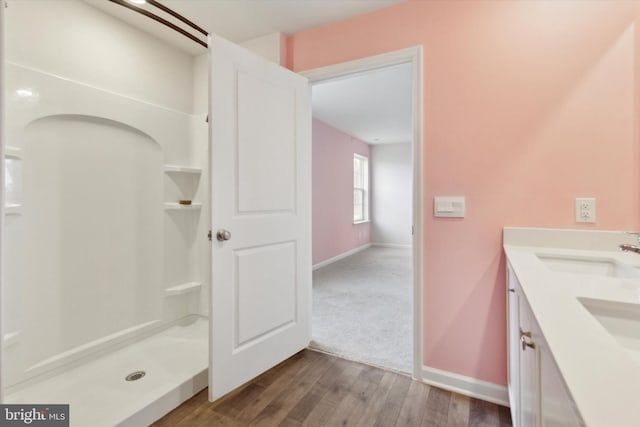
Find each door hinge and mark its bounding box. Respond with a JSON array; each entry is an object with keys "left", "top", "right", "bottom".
[{"left": 207, "top": 230, "right": 212, "bottom": 241}]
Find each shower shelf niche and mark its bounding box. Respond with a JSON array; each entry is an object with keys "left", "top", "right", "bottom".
[
  {"left": 5, "top": 204, "right": 22, "bottom": 216},
  {"left": 163, "top": 165, "right": 201, "bottom": 174},
  {"left": 163, "top": 164, "right": 202, "bottom": 212},
  {"left": 163, "top": 202, "right": 202, "bottom": 211},
  {"left": 164, "top": 282, "right": 202, "bottom": 296},
  {"left": 5, "top": 146, "right": 22, "bottom": 159}
]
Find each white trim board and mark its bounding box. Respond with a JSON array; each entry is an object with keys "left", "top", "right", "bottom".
[
  {"left": 371, "top": 243, "right": 412, "bottom": 249},
  {"left": 302, "top": 45, "right": 424, "bottom": 381},
  {"left": 312, "top": 243, "right": 371, "bottom": 270},
  {"left": 422, "top": 365, "right": 509, "bottom": 407}
]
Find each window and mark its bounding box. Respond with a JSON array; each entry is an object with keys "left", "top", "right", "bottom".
[{"left": 353, "top": 154, "right": 369, "bottom": 223}]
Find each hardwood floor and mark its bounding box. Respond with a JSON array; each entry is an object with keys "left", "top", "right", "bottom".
[{"left": 153, "top": 350, "right": 512, "bottom": 427}]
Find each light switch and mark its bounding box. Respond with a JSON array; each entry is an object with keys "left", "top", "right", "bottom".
[
  {"left": 438, "top": 201, "right": 454, "bottom": 212},
  {"left": 434, "top": 197, "right": 465, "bottom": 218}
]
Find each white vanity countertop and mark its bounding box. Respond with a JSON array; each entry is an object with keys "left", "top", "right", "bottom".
[{"left": 504, "top": 227, "right": 640, "bottom": 427}]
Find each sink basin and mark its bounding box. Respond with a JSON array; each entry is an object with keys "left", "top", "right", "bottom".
[
  {"left": 537, "top": 254, "right": 640, "bottom": 278},
  {"left": 578, "top": 297, "right": 640, "bottom": 364}
]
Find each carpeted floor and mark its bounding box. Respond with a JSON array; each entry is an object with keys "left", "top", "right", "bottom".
[{"left": 310, "top": 246, "right": 413, "bottom": 373}]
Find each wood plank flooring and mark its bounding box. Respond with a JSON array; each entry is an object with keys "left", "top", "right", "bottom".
[{"left": 153, "top": 350, "right": 512, "bottom": 427}]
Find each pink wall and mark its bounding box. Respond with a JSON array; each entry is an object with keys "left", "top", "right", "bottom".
[
  {"left": 290, "top": 1, "right": 640, "bottom": 386},
  {"left": 313, "top": 119, "right": 371, "bottom": 264}
]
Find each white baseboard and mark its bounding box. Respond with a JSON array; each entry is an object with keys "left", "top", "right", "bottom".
[
  {"left": 371, "top": 243, "right": 412, "bottom": 249},
  {"left": 313, "top": 243, "right": 372, "bottom": 270},
  {"left": 422, "top": 365, "right": 509, "bottom": 407}
]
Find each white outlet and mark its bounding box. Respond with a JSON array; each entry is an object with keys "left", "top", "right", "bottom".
[{"left": 575, "top": 198, "right": 596, "bottom": 223}]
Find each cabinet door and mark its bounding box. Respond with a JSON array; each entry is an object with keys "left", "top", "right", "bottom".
[
  {"left": 507, "top": 265, "right": 521, "bottom": 420},
  {"left": 539, "top": 338, "right": 584, "bottom": 427},
  {"left": 519, "top": 296, "right": 540, "bottom": 427}
]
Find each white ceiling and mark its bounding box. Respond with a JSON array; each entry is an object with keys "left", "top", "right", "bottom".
[
  {"left": 164, "top": 0, "right": 405, "bottom": 43},
  {"left": 88, "top": 0, "right": 405, "bottom": 55},
  {"left": 312, "top": 63, "right": 412, "bottom": 145}
]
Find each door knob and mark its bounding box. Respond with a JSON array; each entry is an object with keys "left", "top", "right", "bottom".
[{"left": 216, "top": 230, "right": 231, "bottom": 241}]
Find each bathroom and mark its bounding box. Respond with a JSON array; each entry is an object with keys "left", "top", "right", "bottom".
[{"left": 2, "top": 0, "right": 640, "bottom": 426}]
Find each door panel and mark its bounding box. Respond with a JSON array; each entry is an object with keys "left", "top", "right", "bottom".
[
  {"left": 237, "top": 71, "right": 296, "bottom": 213},
  {"left": 235, "top": 242, "right": 297, "bottom": 347},
  {"left": 208, "top": 34, "right": 311, "bottom": 401}
]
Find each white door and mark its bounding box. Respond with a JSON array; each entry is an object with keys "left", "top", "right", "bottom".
[{"left": 208, "top": 34, "right": 312, "bottom": 401}]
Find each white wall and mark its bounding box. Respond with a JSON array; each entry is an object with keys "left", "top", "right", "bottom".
[
  {"left": 239, "top": 32, "right": 286, "bottom": 65},
  {"left": 6, "top": 0, "right": 195, "bottom": 113},
  {"left": 371, "top": 142, "right": 412, "bottom": 246},
  {"left": 193, "top": 54, "right": 209, "bottom": 115}
]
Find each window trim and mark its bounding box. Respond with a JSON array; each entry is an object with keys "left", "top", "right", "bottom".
[{"left": 353, "top": 153, "right": 369, "bottom": 224}]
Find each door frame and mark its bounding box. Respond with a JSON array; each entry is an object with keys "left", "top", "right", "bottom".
[{"left": 300, "top": 46, "right": 424, "bottom": 381}]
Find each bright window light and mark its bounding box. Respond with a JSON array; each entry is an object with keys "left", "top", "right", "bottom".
[{"left": 353, "top": 154, "right": 369, "bottom": 224}]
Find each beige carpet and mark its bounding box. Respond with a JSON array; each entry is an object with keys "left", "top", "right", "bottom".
[{"left": 310, "top": 246, "right": 413, "bottom": 373}]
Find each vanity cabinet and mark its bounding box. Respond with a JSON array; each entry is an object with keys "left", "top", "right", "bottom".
[
  {"left": 539, "top": 339, "right": 584, "bottom": 427},
  {"left": 507, "top": 263, "right": 584, "bottom": 427}
]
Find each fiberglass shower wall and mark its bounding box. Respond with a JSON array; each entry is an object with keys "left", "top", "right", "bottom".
[{"left": 2, "top": 0, "right": 208, "bottom": 391}]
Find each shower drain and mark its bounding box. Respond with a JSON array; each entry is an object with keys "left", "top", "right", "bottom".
[{"left": 125, "top": 371, "right": 146, "bottom": 382}]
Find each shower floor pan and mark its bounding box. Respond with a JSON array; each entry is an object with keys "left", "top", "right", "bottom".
[{"left": 5, "top": 316, "right": 208, "bottom": 427}]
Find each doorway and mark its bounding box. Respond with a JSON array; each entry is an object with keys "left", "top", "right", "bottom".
[{"left": 302, "top": 47, "right": 423, "bottom": 378}]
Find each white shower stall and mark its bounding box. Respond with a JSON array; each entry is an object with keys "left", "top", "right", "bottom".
[
  {"left": 1, "top": 1, "right": 210, "bottom": 425},
  {"left": 0, "top": 1, "right": 313, "bottom": 425}
]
